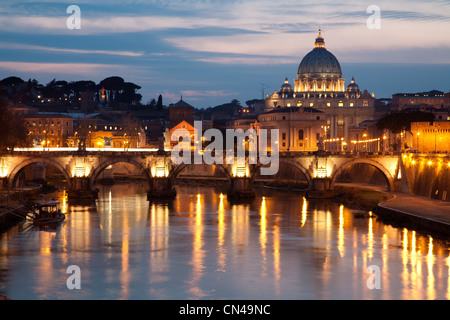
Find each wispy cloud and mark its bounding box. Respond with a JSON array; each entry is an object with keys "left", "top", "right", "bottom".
[
  {"left": 0, "top": 61, "right": 130, "bottom": 76},
  {"left": 0, "top": 42, "right": 144, "bottom": 57},
  {"left": 195, "top": 56, "right": 298, "bottom": 65},
  {"left": 181, "top": 90, "right": 239, "bottom": 97}
]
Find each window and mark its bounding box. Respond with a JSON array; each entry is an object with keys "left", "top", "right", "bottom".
[
  {"left": 298, "top": 129, "right": 304, "bottom": 140},
  {"left": 350, "top": 103, "right": 354, "bottom": 107},
  {"left": 282, "top": 132, "right": 286, "bottom": 140},
  {"left": 282, "top": 142, "right": 286, "bottom": 147},
  {"left": 363, "top": 100, "right": 369, "bottom": 107},
  {"left": 316, "top": 116, "right": 320, "bottom": 120}
]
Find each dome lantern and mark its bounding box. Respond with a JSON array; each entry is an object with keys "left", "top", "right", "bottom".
[{"left": 314, "top": 29, "right": 325, "bottom": 48}]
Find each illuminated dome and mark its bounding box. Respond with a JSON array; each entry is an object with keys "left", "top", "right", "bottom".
[
  {"left": 297, "top": 29, "right": 342, "bottom": 79},
  {"left": 280, "top": 77, "right": 293, "bottom": 93},
  {"left": 346, "top": 77, "right": 360, "bottom": 92}
]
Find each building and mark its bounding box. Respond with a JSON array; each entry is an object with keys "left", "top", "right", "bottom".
[
  {"left": 67, "top": 112, "right": 145, "bottom": 149},
  {"left": 168, "top": 98, "right": 194, "bottom": 129},
  {"left": 264, "top": 30, "right": 376, "bottom": 142},
  {"left": 411, "top": 121, "right": 450, "bottom": 153},
  {"left": 24, "top": 113, "right": 74, "bottom": 147},
  {"left": 67, "top": 130, "right": 145, "bottom": 149},
  {"left": 168, "top": 120, "right": 197, "bottom": 148},
  {"left": 392, "top": 90, "right": 450, "bottom": 111},
  {"left": 254, "top": 106, "right": 326, "bottom": 152}
]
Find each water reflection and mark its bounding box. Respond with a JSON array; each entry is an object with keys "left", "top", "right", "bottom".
[{"left": 0, "top": 183, "right": 450, "bottom": 300}]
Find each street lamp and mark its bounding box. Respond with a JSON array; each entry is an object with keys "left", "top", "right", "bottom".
[
  {"left": 416, "top": 132, "right": 420, "bottom": 152},
  {"left": 434, "top": 128, "right": 438, "bottom": 153},
  {"left": 363, "top": 133, "right": 367, "bottom": 152}
]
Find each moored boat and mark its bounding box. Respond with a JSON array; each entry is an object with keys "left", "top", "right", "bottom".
[{"left": 32, "top": 201, "right": 65, "bottom": 228}]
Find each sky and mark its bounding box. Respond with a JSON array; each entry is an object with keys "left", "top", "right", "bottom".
[{"left": 0, "top": 0, "right": 450, "bottom": 108}]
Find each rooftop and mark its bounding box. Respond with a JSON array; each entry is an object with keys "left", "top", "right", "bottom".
[{"left": 263, "top": 106, "right": 324, "bottom": 114}]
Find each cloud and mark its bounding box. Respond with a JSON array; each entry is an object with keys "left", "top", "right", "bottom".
[
  {"left": 0, "top": 42, "right": 144, "bottom": 57},
  {"left": 164, "top": 18, "right": 450, "bottom": 64},
  {"left": 195, "top": 56, "right": 298, "bottom": 65},
  {"left": 0, "top": 61, "right": 130, "bottom": 76},
  {"left": 181, "top": 90, "right": 239, "bottom": 97}
]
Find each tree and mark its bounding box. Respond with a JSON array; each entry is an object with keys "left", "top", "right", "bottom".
[
  {"left": 376, "top": 111, "right": 435, "bottom": 134},
  {"left": 41, "top": 79, "right": 70, "bottom": 101},
  {"left": 118, "top": 82, "right": 142, "bottom": 105},
  {"left": 99, "top": 76, "right": 125, "bottom": 108},
  {"left": 67, "top": 80, "right": 97, "bottom": 101},
  {"left": 0, "top": 76, "right": 25, "bottom": 87},
  {"left": 0, "top": 88, "right": 30, "bottom": 153},
  {"left": 156, "top": 94, "right": 163, "bottom": 110}
]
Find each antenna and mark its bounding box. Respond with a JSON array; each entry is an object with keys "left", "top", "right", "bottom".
[{"left": 259, "top": 83, "right": 269, "bottom": 99}]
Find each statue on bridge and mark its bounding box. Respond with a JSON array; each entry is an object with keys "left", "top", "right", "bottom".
[
  {"left": 77, "top": 137, "right": 87, "bottom": 152},
  {"left": 158, "top": 135, "right": 165, "bottom": 155},
  {"left": 317, "top": 136, "right": 325, "bottom": 153}
]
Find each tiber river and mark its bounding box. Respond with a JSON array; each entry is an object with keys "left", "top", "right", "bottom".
[{"left": 0, "top": 183, "right": 449, "bottom": 300}]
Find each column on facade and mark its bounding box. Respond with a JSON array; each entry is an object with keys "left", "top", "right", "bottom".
[{"left": 291, "top": 126, "right": 295, "bottom": 150}]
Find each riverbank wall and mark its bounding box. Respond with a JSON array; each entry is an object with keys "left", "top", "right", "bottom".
[{"left": 376, "top": 203, "right": 450, "bottom": 239}]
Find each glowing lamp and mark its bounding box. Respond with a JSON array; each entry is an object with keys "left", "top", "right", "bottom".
[
  {"left": 235, "top": 166, "right": 247, "bottom": 178},
  {"left": 0, "top": 167, "right": 8, "bottom": 178},
  {"left": 155, "top": 166, "right": 166, "bottom": 177},
  {"left": 315, "top": 167, "right": 328, "bottom": 178},
  {"left": 73, "top": 166, "right": 87, "bottom": 177}
]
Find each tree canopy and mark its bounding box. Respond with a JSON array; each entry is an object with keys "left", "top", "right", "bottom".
[
  {"left": 0, "top": 88, "right": 30, "bottom": 152},
  {"left": 0, "top": 75, "right": 143, "bottom": 107},
  {"left": 376, "top": 111, "right": 435, "bottom": 134}
]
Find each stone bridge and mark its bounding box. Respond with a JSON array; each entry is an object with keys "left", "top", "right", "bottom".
[{"left": 0, "top": 149, "right": 414, "bottom": 202}]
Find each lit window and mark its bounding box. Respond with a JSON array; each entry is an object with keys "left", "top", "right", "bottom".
[
  {"left": 350, "top": 103, "right": 354, "bottom": 107},
  {"left": 338, "top": 103, "right": 344, "bottom": 107},
  {"left": 310, "top": 103, "right": 314, "bottom": 107}
]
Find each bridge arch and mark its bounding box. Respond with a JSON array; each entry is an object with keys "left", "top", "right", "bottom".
[
  {"left": 88, "top": 157, "right": 151, "bottom": 190},
  {"left": 8, "top": 157, "right": 72, "bottom": 189},
  {"left": 330, "top": 158, "right": 395, "bottom": 191},
  {"left": 169, "top": 163, "right": 232, "bottom": 186},
  {"left": 249, "top": 157, "right": 313, "bottom": 188}
]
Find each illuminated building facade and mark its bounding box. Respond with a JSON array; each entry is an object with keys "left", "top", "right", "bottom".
[
  {"left": 264, "top": 30, "right": 376, "bottom": 142},
  {"left": 24, "top": 113, "right": 73, "bottom": 147},
  {"left": 168, "top": 98, "right": 194, "bottom": 129},
  {"left": 411, "top": 121, "right": 450, "bottom": 153},
  {"left": 254, "top": 106, "right": 326, "bottom": 152},
  {"left": 392, "top": 90, "right": 450, "bottom": 111}
]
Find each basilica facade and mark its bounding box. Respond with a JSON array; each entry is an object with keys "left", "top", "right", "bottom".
[{"left": 264, "top": 30, "right": 376, "bottom": 142}]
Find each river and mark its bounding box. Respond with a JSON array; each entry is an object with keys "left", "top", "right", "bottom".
[{"left": 1, "top": 183, "right": 449, "bottom": 300}]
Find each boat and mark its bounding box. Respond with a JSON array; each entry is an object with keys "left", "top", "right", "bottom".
[{"left": 32, "top": 201, "right": 65, "bottom": 228}]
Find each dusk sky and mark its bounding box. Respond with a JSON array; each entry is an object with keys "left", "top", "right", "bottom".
[{"left": 1, "top": 0, "right": 450, "bottom": 108}]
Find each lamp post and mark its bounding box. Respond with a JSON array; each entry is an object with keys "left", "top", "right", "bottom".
[
  {"left": 434, "top": 128, "right": 438, "bottom": 153},
  {"left": 363, "top": 133, "right": 367, "bottom": 153},
  {"left": 416, "top": 132, "right": 420, "bottom": 152}
]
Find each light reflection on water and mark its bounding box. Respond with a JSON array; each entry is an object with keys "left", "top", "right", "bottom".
[{"left": 1, "top": 183, "right": 450, "bottom": 300}]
